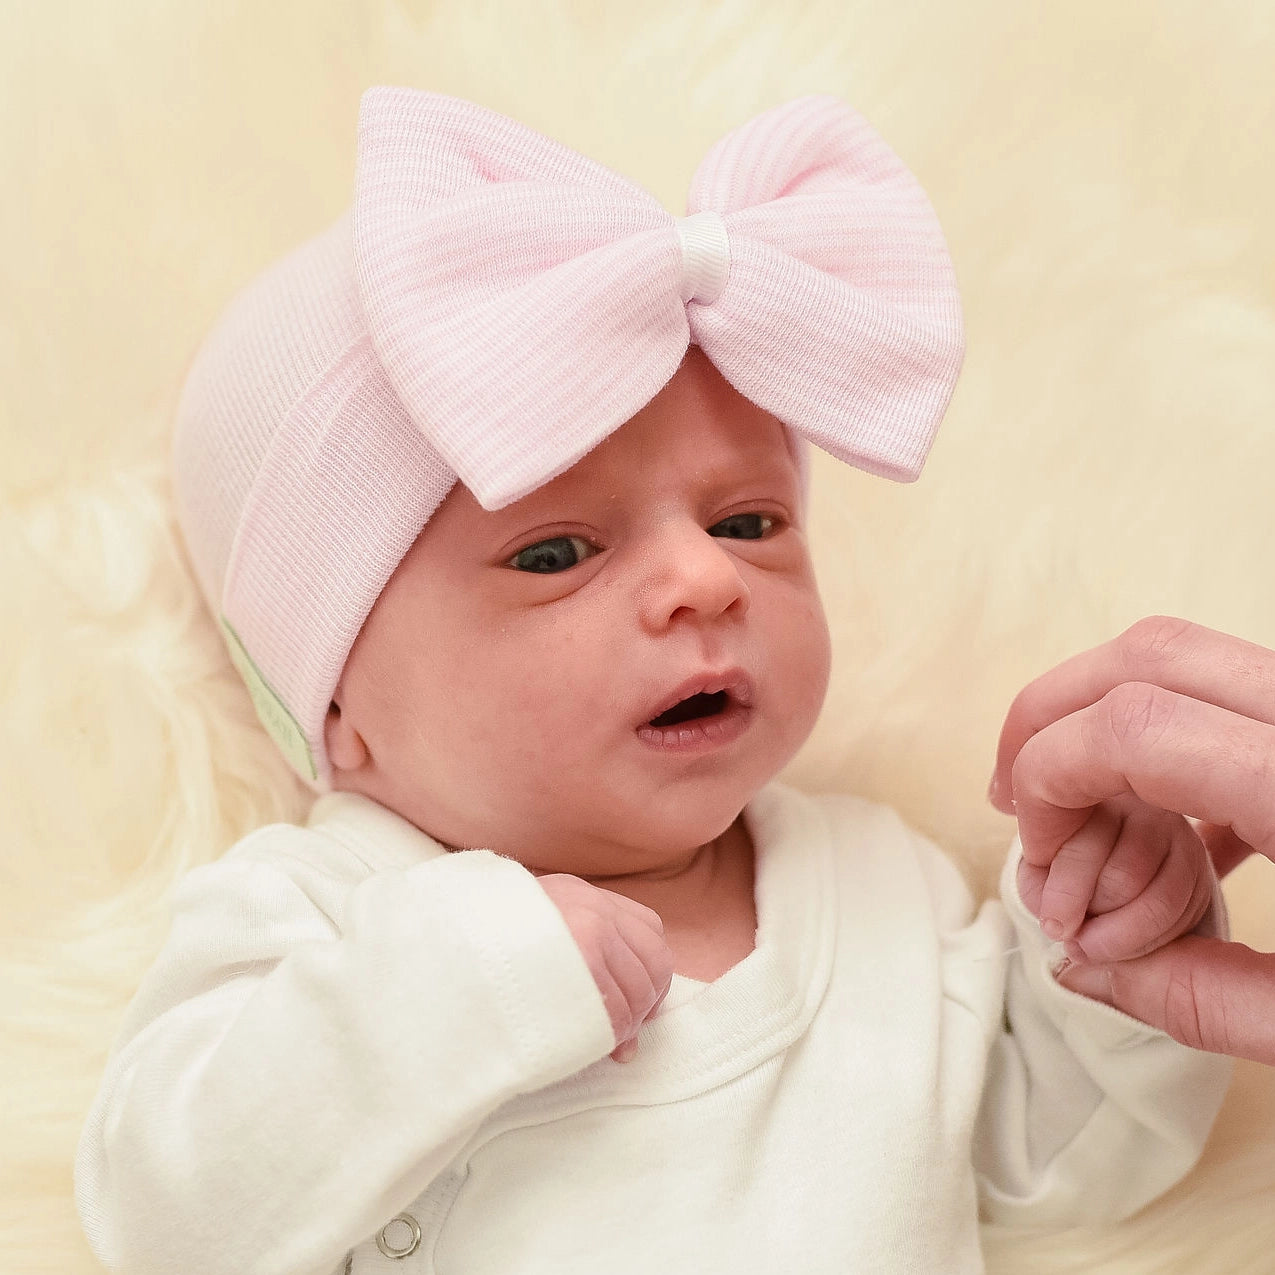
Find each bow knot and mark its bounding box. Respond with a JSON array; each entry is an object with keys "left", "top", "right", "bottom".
[
  {"left": 352, "top": 88, "right": 964, "bottom": 509},
  {"left": 675, "top": 211, "right": 731, "bottom": 305}
]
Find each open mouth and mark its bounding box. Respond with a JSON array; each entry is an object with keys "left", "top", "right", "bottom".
[
  {"left": 637, "top": 673, "right": 753, "bottom": 751},
  {"left": 647, "top": 690, "right": 731, "bottom": 728}
]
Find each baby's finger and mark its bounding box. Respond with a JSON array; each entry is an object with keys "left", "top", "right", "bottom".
[
  {"left": 1068, "top": 832, "right": 1213, "bottom": 963},
  {"left": 1016, "top": 858, "right": 1049, "bottom": 918},
  {"left": 1085, "top": 799, "right": 1175, "bottom": 915},
  {"left": 604, "top": 890, "right": 668, "bottom": 941},
  {"left": 598, "top": 936, "right": 661, "bottom": 1046},
  {"left": 1085, "top": 833, "right": 1166, "bottom": 916},
  {"left": 1037, "top": 804, "right": 1123, "bottom": 941},
  {"left": 601, "top": 913, "right": 673, "bottom": 1040},
  {"left": 608, "top": 981, "right": 673, "bottom": 1065},
  {"left": 611, "top": 907, "right": 674, "bottom": 1008}
]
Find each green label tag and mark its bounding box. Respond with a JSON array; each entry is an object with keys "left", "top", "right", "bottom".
[{"left": 220, "top": 617, "right": 317, "bottom": 781}]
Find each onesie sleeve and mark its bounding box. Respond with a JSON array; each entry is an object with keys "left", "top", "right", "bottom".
[
  {"left": 968, "top": 835, "right": 1233, "bottom": 1227},
  {"left": 73, "top": 829, "right": 615, "bottom": 1275}
]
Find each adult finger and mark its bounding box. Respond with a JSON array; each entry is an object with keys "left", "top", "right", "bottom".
[
  {"left": 1056, "top": 935, "right": 1275, "bottom": 1063},
  {"left": 1198, "top": 821, "right": 1257, "bottom": 879},
  {"left": 989, "top": 618, "right": 1275, "bottom": 814},
  {"left": 1009, "top": 684, "right": 1275, "bottom": 873}
]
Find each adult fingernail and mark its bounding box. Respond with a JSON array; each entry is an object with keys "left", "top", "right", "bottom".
[
  {"left": 1056, "top": 961, "right": 1116, "bottom": 1006},
  {"left": 987, "top": 772, "right": 1016, "bottom": 814}
]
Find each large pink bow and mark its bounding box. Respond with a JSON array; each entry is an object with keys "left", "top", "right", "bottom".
[{"left": 352, "top": 88, "right": 964, "bottom": 510}]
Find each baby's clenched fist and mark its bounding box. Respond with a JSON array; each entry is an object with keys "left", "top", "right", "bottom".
[
  {"left": 1017, "top": 793, "right": 1215, "bottom": 967},
  {"left": 537, "top": 874, "right": 674, "bottom": 1062}
]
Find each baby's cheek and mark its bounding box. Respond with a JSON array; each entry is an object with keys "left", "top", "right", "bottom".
[
  {"left": 787, "top": 592, "right": 832, "bottom": 708},
  {"left": 760, "top": 585, "right": 830, "bottom": 755},
  {"left": 480, "top": 669, "right": 597, "bottom": 775}
]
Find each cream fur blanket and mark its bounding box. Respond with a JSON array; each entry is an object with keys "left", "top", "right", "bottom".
[{"left": 3, "top": 2, "right": 1274, "bottom": 1271}]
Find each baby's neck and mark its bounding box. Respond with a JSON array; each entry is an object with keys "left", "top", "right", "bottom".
[{"left": 582, "top": 818, "right": 758, "bottom": 983}]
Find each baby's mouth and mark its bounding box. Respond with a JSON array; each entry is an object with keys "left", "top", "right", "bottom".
[
  {"left": 637, "top": 674, "right": 753, "bottom": 751},
  {"left": 647, "top": 690, "right": 731, "bottom": 728},
  {"left": 639, "top": 671, "right": 754, "bottom": 734}
]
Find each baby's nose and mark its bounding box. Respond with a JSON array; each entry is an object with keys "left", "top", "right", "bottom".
[{"left": 639, "top": 527, "right": 751, "bottom": 630}]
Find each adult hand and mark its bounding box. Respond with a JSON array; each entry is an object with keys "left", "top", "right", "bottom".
[{"left": 988, "top": 616, "right": 1275, "bottom": 1064}]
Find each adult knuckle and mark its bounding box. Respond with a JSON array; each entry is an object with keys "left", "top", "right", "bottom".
[
  {"left": 1159, "top": 961, "right": 1209, "bottom": 1051},
  {"left": 1102, "top": 682, "right": 1176, "bottom": 752},
  {"left": 1235, "top": 743, "right": 1275, "bottom": 856},
  {"left": 1117, "top": 615, "right": 1196, "bottom": 674},
  {"left": 1207, "top": 998, "right": 1244, "bottom": 1060}
]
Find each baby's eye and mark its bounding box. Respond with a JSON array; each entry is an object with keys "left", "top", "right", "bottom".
[
  {"left": 708, "top": 512, "right": 775, "bottom": 540},
  {"left": 508, "top": 536, "right": 598, "bottom": 573}
]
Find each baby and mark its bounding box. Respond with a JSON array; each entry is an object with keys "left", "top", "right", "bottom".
[{"left": 75, "top": 89, "right": 1231, "bottom": 1275}]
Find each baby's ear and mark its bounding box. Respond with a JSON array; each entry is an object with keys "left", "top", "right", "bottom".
[{"left": 324, "top": 695, "right": 370, "bottom": 775}]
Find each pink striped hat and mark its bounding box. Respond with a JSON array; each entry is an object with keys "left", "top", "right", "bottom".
[{"left": 172, "top": 87, "right": 963, "bottom": 788}]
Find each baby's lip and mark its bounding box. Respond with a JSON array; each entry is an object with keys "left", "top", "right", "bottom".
[{"left": 639, "top": 668, "right": 754, "bottom": 728}]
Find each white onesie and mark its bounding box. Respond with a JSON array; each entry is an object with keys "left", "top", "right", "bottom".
[{"left": 74, "top": 783, "right": 1232, "bottom": 1274}]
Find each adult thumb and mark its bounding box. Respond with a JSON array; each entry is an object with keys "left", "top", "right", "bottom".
[{"left": 1057, "top": 935, "right": 1275, "bottom": 1063}]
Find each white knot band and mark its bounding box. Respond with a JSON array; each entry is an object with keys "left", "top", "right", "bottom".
[{"left": 675, "top": 211, "right": 731, "bottom": 305}]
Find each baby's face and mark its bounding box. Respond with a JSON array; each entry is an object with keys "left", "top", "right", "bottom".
[{"left": 326, "top": 348, "right": 831, "bottom": 875}]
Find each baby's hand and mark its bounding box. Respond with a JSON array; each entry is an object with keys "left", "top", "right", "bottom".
[
  {"left": 1017, "top": 793, "right": 1215, "bottom": 967},
  {"left": 537, "top": 874, "right": 674, "bottom": 1062}
]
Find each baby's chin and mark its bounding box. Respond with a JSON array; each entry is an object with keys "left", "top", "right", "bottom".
[
  {"left": 461, "top": 798, "right": 751, "bottom": 880},
  {"left": 373, "top": 745, "right": 787, "bottom": 871}
]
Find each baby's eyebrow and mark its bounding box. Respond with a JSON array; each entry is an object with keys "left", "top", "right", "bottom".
[{"left": 692, "top": 456, "right": 802, "bottom": 499}]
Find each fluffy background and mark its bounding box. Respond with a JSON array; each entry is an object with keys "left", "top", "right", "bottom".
[{"left": 3, "top": 1, "right": 1274, "bottom": 1270}]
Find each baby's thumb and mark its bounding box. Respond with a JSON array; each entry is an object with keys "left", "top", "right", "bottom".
[{"left": 1057, "top": 935, "right": 1275, "bottom": 1062}]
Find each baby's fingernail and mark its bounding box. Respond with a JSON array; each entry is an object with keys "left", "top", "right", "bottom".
[
  {"left": 1063, "top": 939, "right": 1087, "bottom": 962},
  {"left": 612, "top": 1040, "right": 638, "bottom": 1064},
  {"left": 1041, "top": 918, "right": 1064, "bottom": 941}
]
